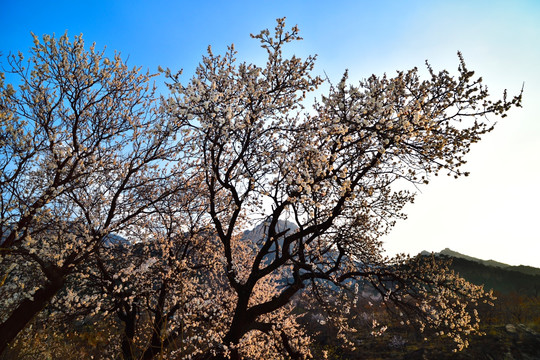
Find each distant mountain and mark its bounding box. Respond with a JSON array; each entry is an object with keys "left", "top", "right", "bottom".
[
  {"left": 434, "top": 248, "right": 511, "bottom": 269},
  {"left": 508, "top": 265, "right": 540, "bottom": 276},
  {"left": 243, "top": 219, "right": 298, "bottom": 242},
  {"left": 420, "top": 248, "right": 540, "bottom": 296},
  {"left": 242, "top": 219, "right": 299, "bottom": 265},
  {"left": 422, "top": 248, "right": 540, "bottom": 276},
  {"left": 103, "top": 233, "right": 131, "bottom": 247}
]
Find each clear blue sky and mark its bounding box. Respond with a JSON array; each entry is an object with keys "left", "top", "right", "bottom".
[{"left": 2, "top": 0, "right": 539, "bottom": 267}]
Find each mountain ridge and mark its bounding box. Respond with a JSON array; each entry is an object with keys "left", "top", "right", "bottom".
[
  {"left": 420, "top": 248, "right": 540, "bottom": 296},
  {"left": 420, "top": 247, "right": 540, "bottom": 276}
]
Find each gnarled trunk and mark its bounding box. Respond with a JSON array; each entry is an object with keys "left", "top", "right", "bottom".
[{"left": 0, "top": 275, "right": 65, "bottom": 354}]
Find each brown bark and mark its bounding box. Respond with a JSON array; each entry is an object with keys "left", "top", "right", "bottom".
[
  {"left": 118, "top": 303, "right": 138, "bottom": 360},
  {"left": 0, "top": 274, "right": 65, "bottom": 354}
]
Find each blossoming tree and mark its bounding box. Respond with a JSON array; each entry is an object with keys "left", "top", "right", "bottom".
[
  {"left": 0, "top": 18, "right": 523, "bottom": 359},
  {"left": 165, "top": 18, "right": 521, "bottom": 359},
  {"left": 0, "top": 33, "right": 183, "bottom": 353}
]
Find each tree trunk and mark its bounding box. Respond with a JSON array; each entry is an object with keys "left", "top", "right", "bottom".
[
  {"left": 120, "top": 308, "right": 137, "bottom": 360},
  {"left": 222, "top": 295, "right": 250, "bottom": 359},
  {"left": 191, "top": 295, "right": 249, "bottom": 360},
  {"left": 0, "top": 276, "right": 65, "bottom": 354}
]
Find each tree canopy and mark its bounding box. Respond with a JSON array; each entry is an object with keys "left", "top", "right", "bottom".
[{"left": 0, "top": 19, "right": 521, "bottom": 359}]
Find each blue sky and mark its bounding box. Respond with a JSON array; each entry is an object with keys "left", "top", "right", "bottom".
[{"left": 2, "top": 0, "right": 539, "bottom": 267}]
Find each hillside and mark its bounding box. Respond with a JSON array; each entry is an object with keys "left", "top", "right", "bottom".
[
  {"left": 309, "top": 249, "right": 540, "bottom": 359},
  {"left": 420, "top": 248, "right": 540, "bottom": 296},
  {"left": 437, "top": 248, "right": 511, "bottom": 268}
]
